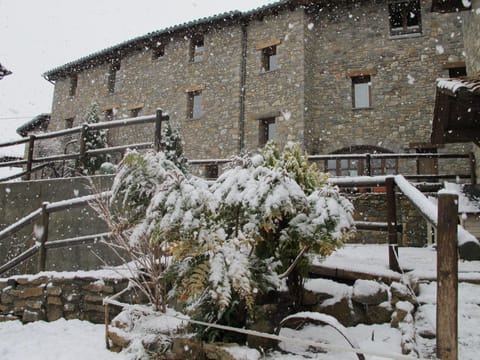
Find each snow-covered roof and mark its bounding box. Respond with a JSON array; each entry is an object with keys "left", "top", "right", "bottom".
[
  {"left": 43, "top": 0, "right": 295, "bottom": 80},
  {"left": 437, "top": 77, "right": 480, "bottom": 95},
  {"left": 16, "top": 113, "right": 50, "bottom": 137}
]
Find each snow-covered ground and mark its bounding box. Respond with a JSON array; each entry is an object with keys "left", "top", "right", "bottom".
[{"left": 0, "top": 244, "right": 479, "bottom": 359}]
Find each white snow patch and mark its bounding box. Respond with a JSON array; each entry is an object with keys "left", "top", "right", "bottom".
[{"left": 307, "top": 23, "right": 314, "bottom": 30}]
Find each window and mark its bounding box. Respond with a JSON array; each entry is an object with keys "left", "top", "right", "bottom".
[
  {"left": 65, "top": 117, "right": 74, "bottom": 129},
  {"left": 325, "top": 146, "right": 398, "bottom": 177},
  {"left": 448, "top": 66, "right": 467, "bottom": 78},
  {"left": 104, "top": 109, "right": 114, "bottom": 122},
  {"left": 69, "top": 75, "right": 78, "bottom": 97},
  {"left": 388, "top": 0, "right": 421, "bottom": 36},
  {"left": 190, "top": 35, "right": 204, "bottom": 63},
  {"left": 261, "top": 46, "right": 278, "bottom": 72},
  {"left": 107, "top": 61, "right": 120, "bottom": 94},
  {"left": 352, "top": 76, "right": 371, "bottom": 109},
  {"left": 130, "top": 107, "right": 142, "bottom": 118},
  {"left": 152, "top": 44, "right": 165, "bottom": 59},
  {"left": 187, "top": 90, "right": 203, "bottom": 119},
  {"left": 259, "top": 117, "right": 276, "bottom": 147},
  {"left": 205, "top": 164, "right": 218, "bottom": 180}
]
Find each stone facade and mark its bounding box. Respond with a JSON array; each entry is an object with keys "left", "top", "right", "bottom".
[
  {"left": 44, "top": 0, "right": 467, "bottom": 174},
  {"left": 464, "top": 0, "right": 480, "bottom": 75}
]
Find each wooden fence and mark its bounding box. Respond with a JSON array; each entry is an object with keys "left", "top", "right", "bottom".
[{"left": 0, "top": 109, "right": 169, "bottom": 181}]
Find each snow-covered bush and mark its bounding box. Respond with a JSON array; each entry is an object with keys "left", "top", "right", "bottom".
[{"left": 99, "top": 141, "right": 354, "bottom": 341}]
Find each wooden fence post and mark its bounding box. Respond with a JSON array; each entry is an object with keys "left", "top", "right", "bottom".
[
  {"left": 365, "top": 154, "right": 371, "bottom": 176},
  {"left": 154, "top": 108, "right": 170, "bottom": 152},
  {"left": 24, "top": 135, "right": 35, "bottom": 180},
  {"left": 386, "top": 177, "right": 400, "bottom": 272},
  {"left": 469, "top": 152, "right": 476, "bottom": 184},
  {"left": 78, "top": 124, "right": 88, "bottom": 173},
  {"left": 436, "top": 193, "right": 458, "bottom": 360},
  {"left": 37, "top": 202, "right": 50, "bottom": 272}
]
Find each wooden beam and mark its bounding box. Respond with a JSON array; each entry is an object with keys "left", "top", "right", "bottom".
[{"left": 436, "top": 193, "right": 458, "bottom": 360}]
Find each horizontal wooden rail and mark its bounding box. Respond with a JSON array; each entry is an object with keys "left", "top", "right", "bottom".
[
  {"left": 354, "top": 221, "right": 402, "bottom": 233},
  {"left": 44, "top": 232, "right": 111, "bottom": 250},
  {"left": 0, "top": 208, "right": 43, "bottom": 241},
  {"left": 0, "top": 245, "right": 39, "bottom": 275},
  {"left": 0, "top": 137, "right": 30, "bottom": 148},
  {"left": 86, "top": 142, "right": 153, "bottom": 156}
]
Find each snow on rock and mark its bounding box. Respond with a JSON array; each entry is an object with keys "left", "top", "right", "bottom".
[
  {"left": 352, "top": 279, "right": 389, "bottom": 305},
  {"left": 303, "top": 278, "right": 351, "bottom": 306}
]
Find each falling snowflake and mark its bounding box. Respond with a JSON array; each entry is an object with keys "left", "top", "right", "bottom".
[
  {"left": 436, "top": 45, "right": 445, "bottom": 55},
  {"left": 407, "top": 74, "right": 415, "bottom": 85},
  {"left": 307, "top": 23, "right": 314, "bottom": 30}
]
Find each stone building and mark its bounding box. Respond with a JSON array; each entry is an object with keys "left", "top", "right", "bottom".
[{"left": 42, "top": 0, "right": 470, "bottom": 177}]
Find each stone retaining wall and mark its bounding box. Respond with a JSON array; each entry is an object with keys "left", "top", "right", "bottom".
[{"left": 0, "top": 272, "right": 140, "bottom": 324}]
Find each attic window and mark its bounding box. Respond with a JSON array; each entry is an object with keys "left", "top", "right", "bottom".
[
  {"left": 388, "top": 0, "right": 422, "bottom": 37},
  {"left": 69, "top": 75, "right": 78, "bottom": 97},
  {"left": 152, "top": 44, "right": 165, "bottom": 59},
  {"left": 190, "top": 35, "right": 204, "bottom": 63}
]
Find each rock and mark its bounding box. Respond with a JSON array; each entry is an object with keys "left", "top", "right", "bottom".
[
  {"left": 204, "top": 343, "right": 238, "bottom": 360},
  {"left": 313, "top": 297, "right": 360, "bottom": 327},
  {"left": 46, "top": 285, "right": 62, "bottom": 296},
  {"left": 391, "top": 301, "right": 414, "bottom": 328},
  {"left": 458, "top": 240, "right": 480, "bottom": 261},
  {"left": 352, "top": 280, "right": 388, "bottom": 305},
  {"left": 47, "top": 296, "right": 62, "bottom": 306},
  {"left": 365, "top": 301, "right": 393, "bottom": 324},
  {"left": 46, "top": 305, "right": 63, "bottom": 322},
  {"left": 108, "top": 328, "right": 131, "bottom": 352},
  {"left": 18, "top": 286, "right": 44, "bottom": 299},
  {"left": 390, "top": 282, "right": 416, "bottom": 305},
  {"left": 302, "top": 289, "right": 334, "bottom": 306},
  {"left": 0, "top": 314, "right": 19, "bottom": 322},
  {"left": 171, "top": 338, "right": 205, "bottom": 360},
  {"left": 22, "top": 309, "right": 44, "bottom": 323},
  {"left": 247, "top": 319, "right": 276, "bottom": 350}
]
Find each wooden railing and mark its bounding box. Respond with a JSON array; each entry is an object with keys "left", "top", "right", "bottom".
[
  {"left": 0, "top": 191, "right": 112, "bottom": 276},
  {"left": 0, "top": 109, "right": 170, "bottom": 182}
]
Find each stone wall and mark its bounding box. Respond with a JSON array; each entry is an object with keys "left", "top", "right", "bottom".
[
  {"left": 0, "top": 273, "right": 138, "bottom": 324},
  {"left": 304, "top": 0, "right": 465, "bottom": 155},
  {"left": 464, "top": 0, "right": 480, "bottom": 75},
  {"left": 47, "top": 1, "right": 467, "bottom": 172}
]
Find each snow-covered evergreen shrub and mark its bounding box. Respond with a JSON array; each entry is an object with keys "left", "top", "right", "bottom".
[
  {"left": 83, "top": 102, "right": 108, "bottom": 174},
  {"left": 102, "top": 141, "right": 354, "bottom": 341}
]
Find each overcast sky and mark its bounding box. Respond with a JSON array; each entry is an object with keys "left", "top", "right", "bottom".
[{"left": 0, "top": 0, "right": 273, "bottom": 147}]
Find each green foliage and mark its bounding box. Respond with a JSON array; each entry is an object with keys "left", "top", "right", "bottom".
[
  {"left": 107, "top": 141, "right": 355, "bottom": 343},
  {"left": 83, "top": 102, "right": 108, "bottom": 174},
  {"left": 160, "top": 124, "right": 189, "bottom": 174}
]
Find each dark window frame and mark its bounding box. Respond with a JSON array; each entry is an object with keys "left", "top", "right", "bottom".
[
  {"left": 259, "top": 117, "right": 276, "bottom": 147},
  {"left": 104, "top": 109, "right": 114, "bottom": 122},
  {"left": 205, "top": 164, "right": 219, "bottom": 180},
  {"left": 130, "top": 107, "right": 142, "bottom": 118},
  {"left": 190, "top": 34, "right": 205, "bottom": 63},
  {"left": 69, "top": 75, "right": 78, "bottom": 97},
  {"left": 352, "top": 75, "right": 372, "bottom": 109},
  {"left": 261, "top": 45, "right": 278, "bottom": 72},
  {"left": 65, "top": 117, "right": 75, "bottom": 129},
  {"left": 107, "top": 61, "right": 120, "bottom": 94},
  {"left": 388, "top": 0, "right": 422, "bottom": 37},
  {"left": 187, "top": 90, "right": 203, "bottom": 119},
  {"left": 152, "top": 43, "right": 165, "bottom": 60},
  {"left": 448, "top": 67, "right": 467, "bottom": 78}
]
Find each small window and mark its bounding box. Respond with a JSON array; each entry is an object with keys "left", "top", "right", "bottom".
[
  {"left": 130, "top": 107, "right": 142, "bottom": 118},
  {"left": 187, "top": 90, "right": 202, "bottom": 119},
  {"left": 69, "top": 75, "right": 78, "bottom": 97},
  {"left": 65, "top": 117, "right": 74, "bottom": 129},
  {"left": 104, "top": 109, "right": 114, "bottom": 121},
  {"left": 261, "top": 46, "right": 278, "bottom": 72},
  {"left": 448, "top": 67, "right": 467, "bottom": 78},
  {"left": 259, "top": 117, "right": 276, "bottom": 147},
  {"left": 205, "top": 164, "right": 218, "bottom": 180},
  {"left": 352, "top": 76, "right": 372, "bottom": 109},
  {"left": 388, "top": 0, "right": 421, "bottom": 36},
  {"left": 107, "top": 61, "right": 120, "bottom": 94},
  {"left": 152, "top": 44, "right": 165, "bottom": 59},
  {"left": 190, "top": 35, "right": 204, "bottom": 63}
]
